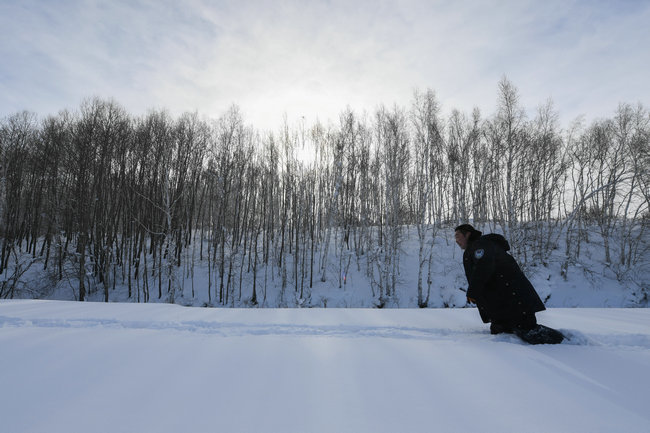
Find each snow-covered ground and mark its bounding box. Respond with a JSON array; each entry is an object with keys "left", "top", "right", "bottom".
[{"left": 1, "top": 300, "right": 649, "bottom": 433}]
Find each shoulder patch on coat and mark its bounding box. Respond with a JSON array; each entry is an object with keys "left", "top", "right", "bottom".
[{"left": 474, "top": 249, "right": 485, "bottom": 259}]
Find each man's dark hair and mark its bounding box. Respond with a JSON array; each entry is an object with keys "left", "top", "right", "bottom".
[{"left": 455, "top": 224, "right": 482, "bottom": 242}]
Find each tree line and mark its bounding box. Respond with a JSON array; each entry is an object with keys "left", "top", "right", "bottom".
[{"left": 1, "top": 78, "right": 648, "bottom": 306}]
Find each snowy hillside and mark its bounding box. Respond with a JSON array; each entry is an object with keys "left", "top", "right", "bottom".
[
  {"left": 1, "top": 300, "right": 649, "bottom": 433},
  {"left": 12, "top": 227, "right": 647, "bottom": 309}
]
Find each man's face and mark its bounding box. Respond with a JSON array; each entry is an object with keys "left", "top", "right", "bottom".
[{"left": 455, "top": 230, "right": 470, "bottom": 250}]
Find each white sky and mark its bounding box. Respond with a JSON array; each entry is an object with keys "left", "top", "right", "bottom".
[{"left": 1, "top": 0, "right": 649, "bottom": 131}]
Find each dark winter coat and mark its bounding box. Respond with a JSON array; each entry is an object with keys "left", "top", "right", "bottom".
[{"left": 463, "top": 234, "right": 545, "bottom": 325}]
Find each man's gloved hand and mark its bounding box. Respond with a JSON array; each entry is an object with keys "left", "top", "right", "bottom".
[{"left": 467, "top": 296, "right": 476, "bottom": 304}]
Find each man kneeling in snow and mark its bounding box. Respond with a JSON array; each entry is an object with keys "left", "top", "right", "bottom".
[{"left": 454, "top": 224, "right": 563, "bottom": 344}]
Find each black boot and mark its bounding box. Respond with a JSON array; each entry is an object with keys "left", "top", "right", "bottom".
[{"left": 515, "top": 324, "right": 564, "bottom": 345}]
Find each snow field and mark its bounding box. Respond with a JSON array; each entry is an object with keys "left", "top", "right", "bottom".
[{"left": 1, "top": 300, "right": 649, "bottom": 433}]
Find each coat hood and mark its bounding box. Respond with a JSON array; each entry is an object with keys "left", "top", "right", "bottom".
[{"left": 482, "top": 233, "right": 510, "bottom": 251}]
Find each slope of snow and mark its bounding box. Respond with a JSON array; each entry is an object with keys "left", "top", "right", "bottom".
[
  {"left": 23, "top": 226, "right": 646, "bottom": 309},
  {"left": 1, "top": 300, "right": 649, "bottom": 433}
]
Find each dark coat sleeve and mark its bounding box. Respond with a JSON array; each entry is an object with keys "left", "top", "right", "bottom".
[{"left": 464, "top": 239, "right": 497, "bottom": 306}]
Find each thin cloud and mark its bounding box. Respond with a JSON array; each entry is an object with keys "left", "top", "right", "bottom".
[{"left": 1, "top": 0, "right": 648, "bottom": 129}]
